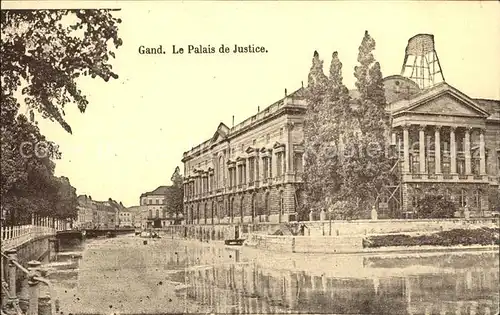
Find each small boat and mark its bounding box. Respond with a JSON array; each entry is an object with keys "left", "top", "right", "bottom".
[{"left": 224, "top": 239, "right": 245, "bottom": 246}]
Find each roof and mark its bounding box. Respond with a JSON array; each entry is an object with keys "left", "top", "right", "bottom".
[
  {"left": 474, "top": 98, "right": 500, "bottom": 114},
  {"left": 183, "top": 87, "right": 306, "bottom": 158},
  {"left": 141, "top": 185, "right": 175, "bottom": 197}
]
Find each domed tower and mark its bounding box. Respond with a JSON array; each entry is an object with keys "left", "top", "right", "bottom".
[{"left": 400, "top": 34, "right": 445, "bottom": 89}]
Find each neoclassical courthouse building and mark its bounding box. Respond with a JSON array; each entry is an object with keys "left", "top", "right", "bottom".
[{"left": 182, "top": 34, "right": 499, "bottom": 224}]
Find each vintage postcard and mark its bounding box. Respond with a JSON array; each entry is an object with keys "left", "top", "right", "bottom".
[{"left": 1, "top": 1, "right": 499, "bottom": 314}]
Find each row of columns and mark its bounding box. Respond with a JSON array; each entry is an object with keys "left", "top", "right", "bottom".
[{"left": 400, "top": 125, "right": 486, "bottom": 175}]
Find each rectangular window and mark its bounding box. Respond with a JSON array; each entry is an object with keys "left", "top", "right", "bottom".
[
  {"left": 249, "top": 158, "right": 254, "bottom": 183},
  {"left": 255, "top": 159, "right": 259, "bottom": 181},
  {"left": 276, "top": 153, "right": 282, "bottom": 177},
  {"left": 243, "top": 164, "right": 247, "bottom": 183},
  {"left": 262, "top": 158, "right": 268, "bottom": 181},
  {"left": 269, "top": 157, "right": 273, "bottom": 178},
  {"left": 294, "top": 153, "right": 303, "bottom": 173},
  {"left": 457, "top": 159, "right": 465, "bottom": 175},
  {"left": 427, "top": 157, "right": 435, "bottom": 175}
]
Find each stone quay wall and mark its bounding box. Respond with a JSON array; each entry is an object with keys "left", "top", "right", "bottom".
[
  {"left": 155, "top": 218, "right": 498, "bottom": 253},
  {"left": 244, "top": 234, "right": 364, "bottom": 254},
  {"left": 158, "top": 217, "right": 498, "bottom": 239},
  {"left": 300, "top": 217, "right": 499, "bottom": 237}
]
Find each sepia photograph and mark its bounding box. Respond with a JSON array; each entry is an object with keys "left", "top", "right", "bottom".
[{"left": 1, "top": 1, "right": 499, "bottom": 314}]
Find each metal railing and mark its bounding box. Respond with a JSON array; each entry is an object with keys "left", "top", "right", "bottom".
[{"left": 1, "top": 250, "right": 56, "bottom": 315}]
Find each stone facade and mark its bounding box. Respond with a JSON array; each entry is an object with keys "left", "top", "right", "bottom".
[
  {"left": 386, "top": 78, "right": 500, "bottom": 218},
  {"left": 182, "top": 89, "right": 307, "bottom": 225},
  {"left": 182, "top": 75, "right": 499, "bottom": 225},
  {"left": 140, "top": 186, "right": 177, "bottom": 228}
]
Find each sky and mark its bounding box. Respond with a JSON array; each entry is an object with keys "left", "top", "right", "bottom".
[{"left": 5, "top": 1, "right": 500, "bottom": 207}]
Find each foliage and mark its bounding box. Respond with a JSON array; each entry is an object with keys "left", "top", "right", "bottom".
[
  {"left": 364, "top": 228, "right": 500, "bottom": 248},
  {"left": 1, "top": 9, "right": 123, "bottom": 133},
  {"left": 303, "top": 51, "right": 329, "bottom": 214},
  {"left": 336, "top": 31, "right": 392, "bottom": 217},
  {"left": 416, "top": 194, "right": 457, "bottom": 219},
  {"left": 1, "top": 9, "right": 122, "bottom": 225},
  {"left": 303, "top": 31, "right": 393, "bottom": 220},
  {"left": 164, "top": 167, "right": 184, "bottom": 223},
  {"left": 488, "top": 187, "right": 500, "bottom": 212},
  {"left": 1, "top": 99, "right": 77, "bottom": 224}
]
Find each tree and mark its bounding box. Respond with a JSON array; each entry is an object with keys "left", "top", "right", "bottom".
[
  {"left": 303, "top": 51, "right": 329, "bottom": 215},
  {"left": 164, "top": 167, "right": 184, "bottom": 223},
  {"left": 417, "top": 195, "right": 457, "bottom": 219},
  {"left": 336, "top": 31, "right": 392, "bottom": 217},
  {"left": 319, "top": 51, "right": 352, "bottom": 208},
  {"left": 1, "top": 9, "right": 121, "bottom": 224},
  {"left": 1, "top": 9, "right": 123, "bottom": 133}
]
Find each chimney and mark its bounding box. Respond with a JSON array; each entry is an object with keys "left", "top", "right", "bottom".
[
  {"left": 301, "top": 81, "right": 304, "bottom": 88},
  {"left": 257, "top": 106, "right": 260, "bottom": 112},
  {"left": 285, "top": 88, "right": 287, "bottom": 97},
  {"left": 232, "top": 115, "right": 235, "bottom": 127}
]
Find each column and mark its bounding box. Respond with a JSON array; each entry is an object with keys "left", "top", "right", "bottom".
[
  {"left": 435, "top": 125, "right": 442, "bottom": 174},
  {"left": 403, "top": 125, "right": 410, "bottom": 173},
  {"left": 464, "top": 127, "right": 472, "bottom": 175},
  {"left": 419, "top": 125, "right": 426, "bottom": 174},
  {"left": 450, "top": 127, "right": 457, "bottom": 174},
  {"left": 479, "top": 128, "right": 486, "bottom": 175}
]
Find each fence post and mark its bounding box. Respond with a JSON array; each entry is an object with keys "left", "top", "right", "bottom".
[
  {"left": 6, "top": 249, "right": 18, "bottom": 302},
  {"left": 27, "top": 260, "right": 42, "bottom": 315}
]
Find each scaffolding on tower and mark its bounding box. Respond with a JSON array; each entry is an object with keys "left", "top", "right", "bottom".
[{"left": 400, "top": 34, "right": 445, "bottom": 89}]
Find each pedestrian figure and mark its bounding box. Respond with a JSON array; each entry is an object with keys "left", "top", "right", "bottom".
[{"left": 300, "top": 224, "right": 305, "bottom": 236}]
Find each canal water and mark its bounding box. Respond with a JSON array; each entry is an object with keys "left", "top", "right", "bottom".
[{"left": 44, "top": 235, "right": 499, "bottom": 315}]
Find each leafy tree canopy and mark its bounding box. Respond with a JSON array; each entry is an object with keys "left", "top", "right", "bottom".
[{"left": 1, "top": 9, "right": 122, "bottom": 133}]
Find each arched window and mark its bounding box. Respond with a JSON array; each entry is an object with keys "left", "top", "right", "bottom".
[
  {"left": 230, "top": 198, "right": 234, "bottom": 219},
  {"left": 156, "top": 209, "right": 159, "bottom": 218},
  {"left": 204, "top": 203, "right": 208, "bottom": 224},
  {"left": 211, "top": 201, "right": 215, "bottom": 222},
  {"left": 148, "top": 209, "right": 152, "bottom": 218},
  {"left": 460, "top": 189, "right": 467, "bottom": 207},
  {"left": 279, "top": 191, "right": 284, "bottom": 215},
  {"left": 251, "top": 194, "right": 256, "bottom": 221},
  {"left": 265, "top": 192, "right": 270, "bottom": 216}
]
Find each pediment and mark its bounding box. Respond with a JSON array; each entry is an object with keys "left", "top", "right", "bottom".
[
  {"left": 405, "top": 89, "right": 489, "bottom": 118},
  {"left": 210, "top": 123, "right": 230, "bottom": 144}
]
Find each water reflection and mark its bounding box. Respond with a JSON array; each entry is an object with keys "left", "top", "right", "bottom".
[
  {"left": 41, "top": 236, "right": 499, "bottom": 315},
  {"left": 180, "top": 246, "right": 499, "bottom": 315}
]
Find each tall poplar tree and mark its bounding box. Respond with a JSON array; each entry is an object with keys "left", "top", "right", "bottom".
[
  {"left": 318, "top": 51, "right": 352, "bottom": 208},
  {"left": 303, "top": 51, "right": 328, "bottom": 215},
  {"left": 338, "top": 31, "right": 392, "bottom": 217}
]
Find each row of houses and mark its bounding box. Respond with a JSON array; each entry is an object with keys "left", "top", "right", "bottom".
[{"left": 75, "top": 195, "right": 132, "bottom": 229}]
